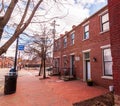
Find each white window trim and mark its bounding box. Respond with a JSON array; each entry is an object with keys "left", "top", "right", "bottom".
[
  {"left": 54, "top": 56, "right": 60, "bottom": 59},
  {"left": 82, "top": 49, "right": 91, "bottom": 53},
  {"left": 99, "top": 29, "right": 109, "bottom": 34},
  {"left": 70, "top": 31, "right": 75, "bottom": 34},
  {"left": 101, "top": 46, "right": 113, "bottom": 77},
  {"left": 98, "top": 9, "right": 108, "bottom": 16},
  {"left": 100, "top": 44, "right": 111, "bottom": 49},
  {"left": 101, "top": 76, "right": 113, "bottom": 80},
  {"left": 63, "top": 55, "right": 67, "bottom": 57},
  {"left": 70, "top": 33, "right": 75, "bottom": 45},
  {"left": 82, "top": 21, "right": 90, "bottom": 26},
  {"left": 83, "top": 24, "right": 89, "bottom": 40},
  {"left": 99, "top": 11, "right": 109, "bottom": 33},
  {"left": 69, "top": 53, "right": 75, "bottom": 55}
]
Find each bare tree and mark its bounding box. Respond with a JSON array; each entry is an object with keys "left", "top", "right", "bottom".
[
  {"left": 24, "top": 24, "right": 52, "bottom": 78},
  {"left": 0, "top": 0, "right": 44, "bottom": 55}
]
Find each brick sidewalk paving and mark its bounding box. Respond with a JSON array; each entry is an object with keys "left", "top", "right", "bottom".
[{"left": 0, "top": 74, "right": 108, "bottom": 106}]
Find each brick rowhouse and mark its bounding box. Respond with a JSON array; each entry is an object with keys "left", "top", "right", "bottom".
[
  {"left": 108, "top": 0, "right": 120, "bottom": 95},
  {"left": 53, "top": 5, "right": 113, "bottom": 88}
]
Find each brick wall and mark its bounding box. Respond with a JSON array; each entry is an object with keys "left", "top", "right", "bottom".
[
  {"left": 108, "top": 0, "right": 120, "bottom": 95},
  {"left": 53, "top": 6, "right": 113, "bottom": 88}
]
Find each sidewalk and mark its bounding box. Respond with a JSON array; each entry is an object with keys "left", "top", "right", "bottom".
[{"left": 0, "top": 70, "right": 108, "bottom": 106}]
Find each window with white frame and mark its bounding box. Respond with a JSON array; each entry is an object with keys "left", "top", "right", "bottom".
[
  {"left": 101, "top": 12, "right": 109, "bottom": 32},
  {"left": 57, "top": 39, "right": 61, "bottom": 49},
  {"left": 63, "top": 36, "right": 67, "bottom": 48},
  {"left": 54, "top": 42, "right": 57, "bottom": 51},
  {"left": 71, "top": 33, "right": 75, "bottom": 45},
  {"left": 84, "top": 25, "right": 89, "bottom": 39},
  {"left": 103, "top": 48, "right": 112, "bottom": 76},
  {"left": 63, "top": 56, "right": 67, "bottom": 67}
]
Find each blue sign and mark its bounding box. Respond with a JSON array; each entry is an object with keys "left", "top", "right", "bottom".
[{"left": 18, "top": 45, "right": 24, "bottom": 50}]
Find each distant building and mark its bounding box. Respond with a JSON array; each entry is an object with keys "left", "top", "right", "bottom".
[
  {"left": 0, "top": 56, "right": 14, "bottom": 68},
  {"left": 53, "top": 5, "right": 113, "bottom": 88}
]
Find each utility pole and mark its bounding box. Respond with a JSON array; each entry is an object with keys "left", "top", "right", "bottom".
[
  {"left": 51, "top": 20, "right": 60, "bottom": 74},
  {"left": 43, "top": 26, "right": 46, "bottom": 79},
  {"left": 51, "top": 20, "right": 59, "bottom": 40}
]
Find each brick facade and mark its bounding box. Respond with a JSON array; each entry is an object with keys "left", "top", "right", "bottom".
[
  {"left": 0, "top": 56, "right": 14, "bottom": 68},
  {"left": 53, "top": 6, "right": 113, "bottom": 88},
  {"left": 108, "top": 0, "right": 120, "bottom": 95}
]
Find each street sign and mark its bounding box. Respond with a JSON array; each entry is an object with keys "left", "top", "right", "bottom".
[{"left": 18, "top": 45, "right": 24, "bottom": 50}]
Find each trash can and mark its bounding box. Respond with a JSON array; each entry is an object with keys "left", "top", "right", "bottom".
[{"left": 4, "top": 73, "right": 17, "bottom": 95}]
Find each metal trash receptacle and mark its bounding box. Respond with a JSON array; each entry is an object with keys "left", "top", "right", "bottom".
[{"left": 4, "top": 73, "right": 17, "bottom": 95}]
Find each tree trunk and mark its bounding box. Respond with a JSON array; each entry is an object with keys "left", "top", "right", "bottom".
[{"left": 38, "top": 62, "right": 43, "bottom": 76}]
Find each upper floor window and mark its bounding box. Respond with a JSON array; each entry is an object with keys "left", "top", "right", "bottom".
[
  {"left": 101, "top": 12, "right": 109, "bottom": 32},
  {"left": 63, "top": 36, "right": 67, "bottom": 48},
  {"left": 71, "top": 33, "right": 75, "bottom": 45},
  {"left": 84, "top": 25, "right": 89, "bottom": 39},
  {"left": 54, "top": 42, "right": 57, "bottom": 51},
  {"left": 57, "top": 39, "right": 61, "bottom": 49},
  {"left": 103, "top": 48, "right": 112, "bottom": 76}
]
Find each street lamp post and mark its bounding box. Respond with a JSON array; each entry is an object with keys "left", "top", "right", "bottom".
[{"left": 14, "top": 37, "right": 19, "bottom": 72}]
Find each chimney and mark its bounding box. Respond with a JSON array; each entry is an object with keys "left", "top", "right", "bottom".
[
  {"left": 65, "top": 31, "right": 68, "bottom": 34},
  {"left": 60, "top": 34, "right": 64, "bottom": 37},
  {"left": 72, "top": 25, "right": 76, "bottom": 29}
]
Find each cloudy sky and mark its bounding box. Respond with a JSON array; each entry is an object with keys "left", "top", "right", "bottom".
[{"left": 1, "top": 0, "right": 107, "bottom": 57}]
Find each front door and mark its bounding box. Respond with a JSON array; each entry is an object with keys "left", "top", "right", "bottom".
[
  {"left": 86, "top": 60, "right": 91, "bottom": 80},
  {"left": 70, "top": 55, "right": 75, "bottom": 76},
  {"left": 83, "top": 52, "right": 91, "bottom": 81}
]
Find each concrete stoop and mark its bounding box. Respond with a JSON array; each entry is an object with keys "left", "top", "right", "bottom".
[
  {"left": 73, "top": 92, "right": 114, "bottom": 106},
  {"left": 60, "top": 75, "right": 76, "bottom": 81}
]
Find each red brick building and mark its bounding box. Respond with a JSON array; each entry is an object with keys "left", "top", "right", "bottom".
[
  {"left": 0, "top": 56, "right": 14, "bottom": 68},
  {"left": 108, "top": 0, "right": 120, "bottom": 95},
  {"left": 53, "top": 5, "right": 113, "bottom": 88}
]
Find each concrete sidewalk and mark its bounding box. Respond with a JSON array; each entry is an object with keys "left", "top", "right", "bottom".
[{"left": 0, "top": 73, "right": 108, "bottom": 106}]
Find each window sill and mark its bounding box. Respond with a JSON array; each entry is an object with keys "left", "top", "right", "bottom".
[
  {"left": 101, "top": 76, "right": 113, "bottom": 80},
  {"left": 99, "top": 29, "right": 109, "bottom": 34},
  {"left": 82, "top": 38, "right": 89, "bottom": 41}
]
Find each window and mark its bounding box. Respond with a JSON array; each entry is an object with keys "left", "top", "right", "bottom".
[
  {"left": 71, "top": 33, "right": 75, "bottom": 45},
  {"left": 57, "top": 39, "right": 61, "bottom": 49},
  {"left": 54, "top": 42, "right": 57, "bottom": 51},
  {"left": 103, "top": 48, "right": 112, "bottom": 76},
  {"left": 84, "top": 25, "right": 89, "bottom": 39},
  {"left": 84, "top": 52, "right": 90, "bottom": 60},
  {"left": 63, "top": 36, "right": 67, "bottom": 48},
  {"left": 101, "top": 12, "right": 109, "bottom": 32},
  {"left": 63, "top": 56, "right": 67, "bottom": 67}
]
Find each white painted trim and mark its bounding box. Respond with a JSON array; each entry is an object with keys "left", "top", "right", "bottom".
[
  {"left": 62, "top": 55, "right": 67, "bottom": 57},
  {"left": 98, "top": 9, "right": 108, "bottom": 16},
  {"left": 101, "top": 76, "right": 113, "bottom": 80},
  {"left": 82, "top": 21, "right": 90, "bottom": 26},
  {"left": 70, "top": 31, "right": 75, "bottom": 34},
  {"left": 99, "top": 29, "right": 110, "bottom": 34},
  {"left": 54, "top": 56, "right": 60, "bottom": 59},
  {"left": 100, "top": 44, "right": 111, "bottom": 49},
  {"left": 69, "top": 53, "right": 75, "bottom": 55},
  {"left": 82, "top": 49, "right": 91, "bottom": 53}
]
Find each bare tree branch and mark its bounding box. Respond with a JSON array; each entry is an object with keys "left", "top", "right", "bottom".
[
  {"left": 0, "top": 0, "right": 4, "bottom": 13},
  {"left": 0, "top": 0, "right": 18, "bottom": 39}
]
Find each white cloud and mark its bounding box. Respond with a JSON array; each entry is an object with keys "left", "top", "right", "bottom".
[{"left": 1, "top": 0, "right": 107, "bottom": 57}]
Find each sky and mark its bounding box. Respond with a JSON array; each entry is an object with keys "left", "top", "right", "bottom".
[{"left": 0, "top": 0, "right": 107, "bottom": 57}]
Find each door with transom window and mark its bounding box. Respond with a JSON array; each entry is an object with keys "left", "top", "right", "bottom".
[{"left": 84, "top": 52, "right": 91, "bottom": 80}]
